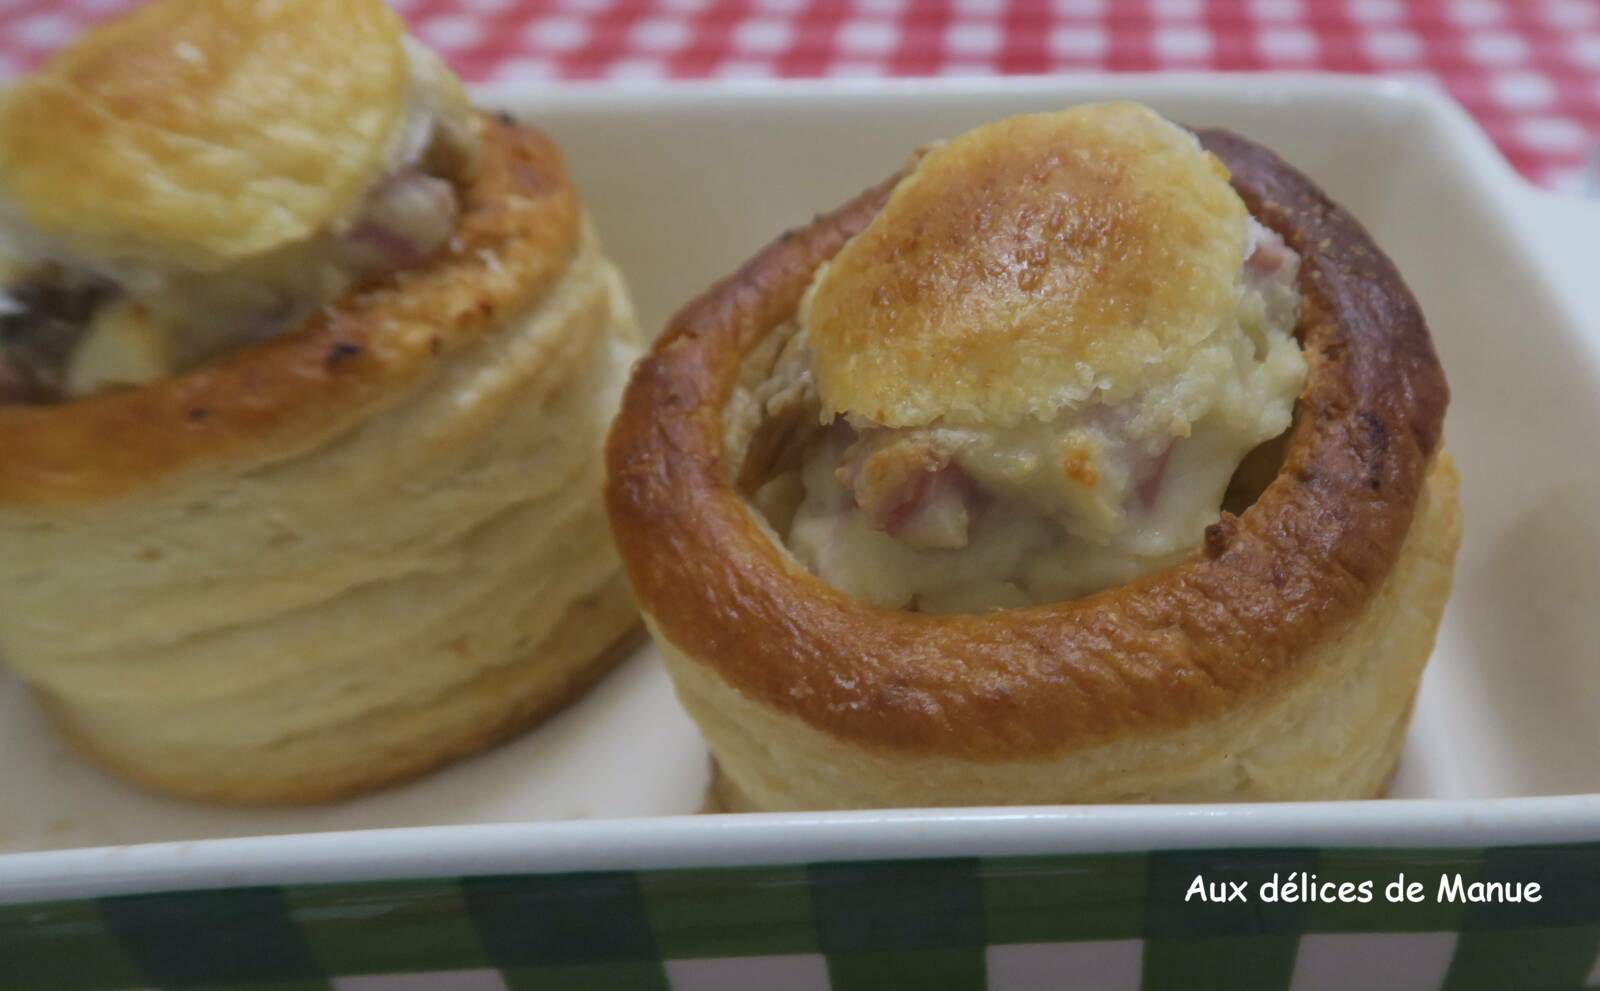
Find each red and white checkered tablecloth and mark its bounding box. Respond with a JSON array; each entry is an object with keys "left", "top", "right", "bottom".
[{"left": 2, "top": 0, "right": 1597, "bottom": 191}]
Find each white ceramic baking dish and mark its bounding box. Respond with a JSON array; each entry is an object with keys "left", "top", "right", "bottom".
[{"left": 2, "top": 73, "right": 1597, "bottom": 931}]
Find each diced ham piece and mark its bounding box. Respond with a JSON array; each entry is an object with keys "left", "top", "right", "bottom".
[
  {"left": 838, "top": 431, "right": 977, "bottom": 550},
  {"left": 340, "top": 171, "right": 459, "bottom": 272},
  {"left": 882, "top": 465, "right": 975, "bottom": 550},
  {"left": 1135, "top": 440, "right": 1175, "bottom": 510},
  {"left": 1246, "top": 225, "right": 1292, "bottom": 278}
]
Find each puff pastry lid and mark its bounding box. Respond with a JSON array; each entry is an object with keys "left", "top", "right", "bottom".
[
  {"left": 0, "top": 0, "right": 411, "bottom": 271},
  {"left": 802, "top": 102, "right": 1248, "bottom": 429}
]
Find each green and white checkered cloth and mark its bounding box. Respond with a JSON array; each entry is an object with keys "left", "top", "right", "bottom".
[{"left": 3, "top": 843, "right": 1598, "bottom": 990}]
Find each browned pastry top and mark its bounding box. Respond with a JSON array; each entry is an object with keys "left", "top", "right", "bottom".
[
  {"left": 804, "top": 103, "right": 1248, "bottom": 429},
  {"left": 0, "top": 0, "right": 412, "bottom": 270},
  {"left": 0, "top": 115, "right": 578, "bottom": 506},
  {"left": 606, "top": 127, "right": 1448, "bottom": 761}
]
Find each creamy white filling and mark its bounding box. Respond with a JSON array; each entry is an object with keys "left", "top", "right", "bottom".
[{"left": 780, "top": 217, "right": 1307, "bottom": 613}]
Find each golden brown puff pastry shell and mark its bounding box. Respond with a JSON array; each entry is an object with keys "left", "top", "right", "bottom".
[
  {"left": 607, "top": 126, "right": 1460, "bottom": 809},
  {"left": 0, "top": 118, "right": 643, "bottom": 804}
]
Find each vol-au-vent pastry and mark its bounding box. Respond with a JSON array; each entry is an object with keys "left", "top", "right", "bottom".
[
  {"left": 0, "top": 0, "right": 642, "bottom": 803},
  {"left": 608, "top": 102, "right": 1461, "bottom": 811}
]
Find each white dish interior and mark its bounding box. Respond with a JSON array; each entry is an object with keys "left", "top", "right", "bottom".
[{"left": 3, "top": 74, "right": 1598, "bottom": 858}]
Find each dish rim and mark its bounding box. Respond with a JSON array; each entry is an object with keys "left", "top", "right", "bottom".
[{"left": 6, "top": 795, "right": 1600, "bottom": 905}]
